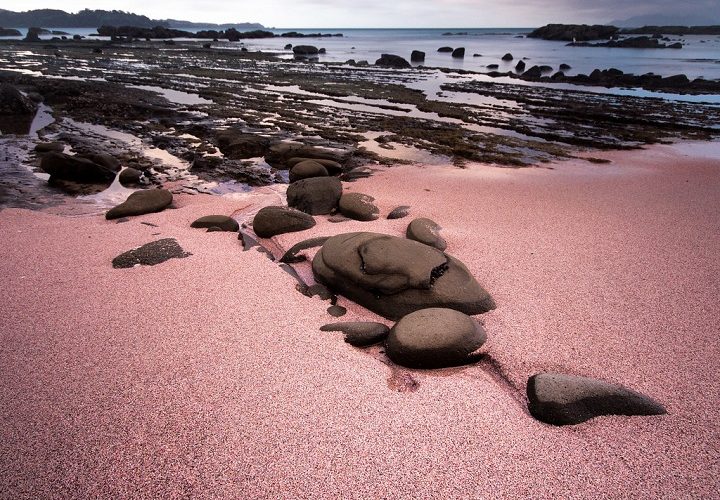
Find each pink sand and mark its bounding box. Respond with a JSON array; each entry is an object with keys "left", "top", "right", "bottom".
[{"left": 1, "top": 142, "right": 719, "bottom": 497}]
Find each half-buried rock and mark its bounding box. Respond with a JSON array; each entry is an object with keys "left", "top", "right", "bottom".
[
  {"left": 338, "top": 192, "right": 379, "bottom": 221},
  {"left": 253, "top": 205, "right": 316, "bottom": 237},
  {"left": 320, "top": 322, "right": 390, "bottom": 347},
  {"left": 312, "top": 232, "right": 495, "bottom": 320},
  {"left": 287, "top": 177, "right": 342, "bottom": 215},
  {"left": 112, "top": 238, "right": 191, "bottom": 268},
  {"left": 289, "top": 160, "right": 329, "bottom": 183},
  {"left": 191, "top": 215, "right": 239, "bottom": 232},
  {"left": 105, "top": 189, "right": 173, "bottom": 220},
  {"left": 527, "top": 373, "right": 667, "bottom": 426},
  {"left": 385, "top": 308, "right": 487, "bottom": 369},
  {"left": 406, "top": 217, "right": 447, "bottom": 250}
]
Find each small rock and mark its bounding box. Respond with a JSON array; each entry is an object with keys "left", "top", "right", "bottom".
[
  {"left": 118, "top": 167, "right": 145, "bottom": 187},
  {"left": 327, "top": 305, "right": 347, "bottom": 317},
  {"left": 406, "top": 217, "right": 447, "bottom": 250},
  {"left": 387, "top": 205, "right": 410, "bottom": 219},
  {"left": 112, "top": 238, "right": 191, "bottom": 268},
  {"left": 320, "top": 322, "right": 390, "bottom": 346},
  {"left": 385, "top": 308, "right": 487, "bottom": 369},
  {"left": 438, "top": 46, "right": 453, "bottom": 53},
  {"left": 411, "top": 50, "right": 425, "bottom": 62},
  {"left": 253, "top": 205, "right": 316, "bottom": 237},
  {"left": 527, "top": 373, "right": 667, "bottom": 426},
  {"left": 105, "top": 189, "right": 173, "bottom": 220},
  {"left": 338, "top": 192, "right": 379, "bottom": 221},
  {"left": 191, "top": 215, "right": 239, "bottom": 232}
]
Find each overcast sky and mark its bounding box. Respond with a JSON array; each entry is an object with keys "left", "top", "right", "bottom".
[{"left": 1, "top": 0, "right": 715, "bottom": 27}]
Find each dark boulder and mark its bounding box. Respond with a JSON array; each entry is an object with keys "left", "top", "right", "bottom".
[
  {"left": 523, "top": 65, "right": 543, "bottom": 78},
  {"left": 527, "top": 24, "right": 619, "bottom": 41},
  {"left": 286, "top": 177, "right": 342, "bottom": 215},
  {"left": 112, "top": 238, "right": 191, "bottom": 269},
  {"left": 265, "top": 142, "right": 345, "bottom": 169},
  {"left": 318, "top": 48, "right": 326, "bottom": 54},
  {"left": 486, "top": 64, "right": 499, "bottom": 70},
  {"left": 559, "top": 63, "right": 571, "bottom": 70},
  {"left": 191, "top": 215, "right": 239, "bottom": 232},
  {"left": 515, "top": 60, "right": 526, "bottom": 72},
  {"left": 662, "top": 74, "right": 690, "bottom": 87},
  {"left": 289, "top": 160, "right": 329, "bottom": 183},
  {"left": 437, "top": 47, "right": 453, "bottom": 53},
  {"left": 34, "top": 142, "right": 65, "bottom": 153},
  {"left": 385, "top": 308, "right": 487, "bottom": 369},
  {"left": 501, "top": 53, "right": 513, "bottom": 61},
  {"left": 293, "top": 45, "right": 319, "bottom": 55},
  {"left": 387, "top": 205, "right": 410, "bottom": 219},
  {"left": 406, "top": 217, "right": 446, "bottom": 250},
  {"left": 253, "top": 205, "right": 316, "bottom": 237},
  {"left": 23, "top": 27, "right": 43, "bottom": 42},
  {"left": 0, "top": 28, "right": 22, "bottom": 36},
  {"left": 40, "top": 152, "right": 116, "bottom": 184},
  {"left": 216, "top": 129, "right": 271, "bottom": 159},
  {"left": 320, "top": 322, "right": 390, "bottom": 347},
  {"left": 284, "top": 43, "right": 293, "bottom": 50},
  {"left": 338, "top": 192, "right": 379, "bottom": 221},
  {"left": 451, "top": 47, "right": 465, "bottom": 58},
  {"left": 527, "top": 373, "right": 666, "bottom": 426},
  {"left": 312, "top": 232, "right": 495, "bottom": 320},
  {"left": 105, "top": 189, "right": 173, "bottom": 220},
  {"left": 375, "top": 54, "right": 412, "bottom": 69},
  {"left": 0, "top": 83, "right": 37, "bottom": 116},
  {"left": 411, "top": 50, "right": 425, "bottom": 62},
  {"left": 118, "top": 167, "right": 145, "bottom": 187},
  {"left": 287, "top": 157, "right": 343, "bottom": 175},
  {"left": 84, "top": 153, "right": 121, "bottom": 172}
]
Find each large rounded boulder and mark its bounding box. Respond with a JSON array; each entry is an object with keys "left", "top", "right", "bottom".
[
  {"left": 106, "top": 189, "right": 173, "bottom": 220},
  {"left": 312, "top": 232, "right": 495, "bottom": 320},
  {"left": 375, "top": 54, "right": 411, "bottom": 69},
  {"left": 385, "top": 308, "right": 487, "bottom": 368},
  {"left": 253, "top": 205, "right": 316, "bottom": 237},
  {"left": 286, "top": 177, "right": 342, "bottom": 215},
  {"left": 289, "top": 160, "right": 329, "bottom": 183},
  {"left": 338, "top": 192, "right": 379, "bottom": 221}
]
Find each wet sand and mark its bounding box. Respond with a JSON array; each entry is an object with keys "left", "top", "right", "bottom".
[{"left": 1, "top": 142, "right": 719, "bottom": 498}]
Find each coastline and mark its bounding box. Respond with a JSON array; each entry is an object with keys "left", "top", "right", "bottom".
[{"left": 1, "top": 141, "right": 719, "bottom": 497}]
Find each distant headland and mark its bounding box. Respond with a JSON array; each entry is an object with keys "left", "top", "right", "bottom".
[{"left": 0, "top": 8, "right": 264, "bottom": 30}]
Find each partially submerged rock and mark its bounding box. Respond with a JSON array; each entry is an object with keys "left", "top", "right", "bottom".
[
  {"left": 527, "top": 373, "right": 667, "bottom": 426},
  {"left": 320, "top": 322, "right": 390, "bottom": 346},
  {"left": 286, "top": 177, "right": 342, "bottom": 215},
  {"left": 112, "top": 238, "right": 191, "bottom": 268},
  {"left": 312, "top": 232, "right": 495, "bottom": 320},
  {"left": 338, "top": 192, "right": 379, "bottom": 221},
  {"left": 253, "top": 205, "right": 316, "bottom": 237},
  {"left": 385, "top": 308, "right": 487, "bottom": 369},
  {"left": 191, "top": 215, "right": 239, "bottom": 232},
  {"left": 410, "top": 50, "right": 425, "bottom": 62},
  {"left": 406, "top": 217, "right": 447, "bottom": 250},
  {"left": 106, "top": 189, "right": 173, "bottom": 220},
  {"left": 375, "top": 54, "right": 411, "bottom": 69}
]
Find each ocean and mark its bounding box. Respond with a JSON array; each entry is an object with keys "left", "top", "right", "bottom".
[{"left": 3, "top": 27, "right": 720, "bottom": 83}]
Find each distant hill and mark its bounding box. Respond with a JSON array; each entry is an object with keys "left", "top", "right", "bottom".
[
  {"left": 0, "top": 9, "right": 264, "bottom": 30},
  {"left": 610, "top": 13, "right": 720, "bottom": 27}
]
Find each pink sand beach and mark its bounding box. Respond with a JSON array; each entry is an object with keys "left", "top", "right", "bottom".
[{"left": 1, "top": 142, "right": 719, "bottom": 498}]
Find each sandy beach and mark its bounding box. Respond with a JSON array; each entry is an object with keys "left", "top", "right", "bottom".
[{"left": 1, "top": 140, "right": 718, "bottom": 498}]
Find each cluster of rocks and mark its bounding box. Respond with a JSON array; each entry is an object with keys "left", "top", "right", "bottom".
[
  {"left": 95, "top": 25, "right": 342, "bottom": 41},
  {"left": 568, "top": 36, "right": 682, "bottom": 49},
  {"left": 528, "top": 24, "right": 620, "bottom": 41},
  {"left": 437, "top": 47, "right": 466, "bottom": 58}
]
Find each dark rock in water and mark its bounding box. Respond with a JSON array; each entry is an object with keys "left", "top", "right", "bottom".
[
  {"left": 0, "top": 84, "right": 37, "bottom": 114},
  {"left": 318, "top": 48, "right": 326, "bottom": 54},
  {"left": 515, "top": 60, "right": 526, "bottom": 72},
  {"left": 112, "top": 238, "right": 191, "bottom": 269},
  {"left": 338, "top": 192, "right": 379, "bottom": 221},
  {"left": 527, "top": 373, "right": 666, "bottom": 426},
  {"left": 486, "top": 64, "right": 499, "bottom": 70},
  {"left": 287, "top": 177, "right": 342, "bottom": 215},
  {"left": 523, "top": 65, "right": 543, "bottom": 78},
  {"left": 406, "top": 217, "right": 447, "bottom": 250},
  {"left": 191, "top": 215, "right": 239, "bottom": 232},
  {"left": 293, "top": 45, "right": 319, "bottom": 55},
  {"left": 451, "top": 47, "right": 465, "bottom": 58},
  {"left": 528, "top": 24, "right": 619, "bottom": 41},
  {"left": 438, "top": 46, "right": 454, "bottom": 53},
  {"left": 551, "top": 71, "right": 565, "bottom": 79},
  {"left": 411, "top": 50, "right": 425, "bottom": 62},
  {"left": 662, "top": 74, "right": 690, "bottom": 87},
  {"left": 23, "top": 27, "right": 43, "bottom": 42},
  {"left": 203, "top": 43, "right": 212, "bottom": 49},
  {"left": 252, "top": 205, "right": 316, "bottom": 237},
  {"left": 375, "top": 54, "right": 411, "bottom": 69},
  {"left": 0, "top": 28, "right": 22, "bottom": 36},
  {"left": 312, "top": 232, "right": 495, "bottom": 320},
  {"left": 559, "top": 63, "right": 571, "bottom": 70},
  {"left": 501, "top": 53, "right": 513, "bottom": 61},
  {"left": 327, "top": 305, "right": 347, "bottom": 317},
  {"left": 34, "top": 142, "right": 65, "bottom": 153},
  {"left": 387, "top": 205, "right": 411, "bottom": 219},
  {"left": 118, "top": 167, "right": 145, "bottom": 187},
  {"left": 92, "top": 48, "right": 103, "bottom": 54},
  {"left": 105, "top": 189, "right": 173, "bottom": 220},
  {"left": 385, "top": 308, "right": 487, "bottom": 369},
  {"left": 284, "top": 43, "right": 292, "bottom": 50},
  {"left": 320, "top": 321, "right": 390, "bottom": 346},
  {"left": 216, "top": 129, "right": 271, "bottom": 159},
  {"left": 265, "top": 142, "right": 345, "bottom": 169},
  {"left": 539, "top": 65, "right": 553, "bottom": 73},
  {"left": 40, "top": 152, "right": 116, "bottom": 184},
  {"left": 289, "top": 160, "right": 329, "bottom": 183},
  {"left": 287, "top": 157, "right": 343, "bottom": 175},
  {"left": 473, "top": 53, "right": 481, "bottom": 57},
  {"left": 280, "top": 236, "right": 329, "bottom": 263}
]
